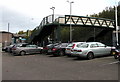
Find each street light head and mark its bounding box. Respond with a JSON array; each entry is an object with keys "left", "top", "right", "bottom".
[
  {"left": 67, "top": 0, "right": 74, "bottom": 3},
  {"left": 52, "top": 7, "right": 55, "bottom": 9},
  {"left": 50, "top": 7, "right": 55, "bottom": 10}
]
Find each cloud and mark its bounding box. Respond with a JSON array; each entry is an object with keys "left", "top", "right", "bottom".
[
  {"left": 1, "top": 7, "right": 41, "bottom": 33},
  {"left": 1, "top": 0, "right": 118, "bottom": 33}
]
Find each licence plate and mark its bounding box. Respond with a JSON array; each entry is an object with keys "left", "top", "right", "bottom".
[
  {"left": 72, "top": 51, "right": 77, "bottom": 54},
  {"left": 48, "top": 50, "right": 52, "bottom": 52}
]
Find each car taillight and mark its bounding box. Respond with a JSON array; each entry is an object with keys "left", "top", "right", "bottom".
[
  {"left": 43, "top": 47, "right": 48, "bottom": 50},
  {"left": 118, "top": 52, "right": 120, "bottom": 55},
  {"left": 12, "top": 47, "right": 16, "bottom": 50},
  {"left": 52, "top": 48, "right": 57, "bottom": 51},
  {"left": 66, "top": 48, "right": 71, "bottom": 50},
  {"left": 72, "top": 44, "right": 75, "bottom": 49}
]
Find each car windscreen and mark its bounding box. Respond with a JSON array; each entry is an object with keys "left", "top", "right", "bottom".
[
  {"left": 26, "top": 45, "right": 37, "bottom": 47},
  {"left": 9, "top": 45, "right": 14, "bottom": 47},
  {"left": 16, "top": 43, "right": 28, "bottom": 47}
]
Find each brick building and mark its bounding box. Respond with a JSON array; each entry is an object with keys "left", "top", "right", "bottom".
[{"left": 0, "top": 31, "right": 13, "bottom": 48}]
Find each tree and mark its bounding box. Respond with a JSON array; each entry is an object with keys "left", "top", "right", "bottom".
[
  {"left": 90, "top": 6, "right": 120, "bottom": 26},
  {"left": 18, "top": 30, "right": 24, "bottom": 34}
]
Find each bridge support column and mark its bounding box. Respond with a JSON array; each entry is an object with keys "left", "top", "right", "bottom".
[{"left": 54, "top": 25, "right": 61, "bottom": 43}]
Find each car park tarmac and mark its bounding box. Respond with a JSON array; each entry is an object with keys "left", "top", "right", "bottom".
[{"left": 2, "top": 52, "right": 119, "bottom": 80}]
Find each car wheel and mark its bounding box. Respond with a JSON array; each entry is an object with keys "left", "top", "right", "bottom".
[
  {"left": 87, "top": 52, "right": 94, "bottom": 60},
  {"left": 40, "top": 50, "right": 42, "bottom": 54},
  {"left": 20, "top": 51, "right": 26, "bottom": 56},
  {"left": 59, "top": 51, "right": 64, "bottom": 56},
  {"left": 114, "top": 54, "right": 118, "bottom": 59},
  {"left": 67, "top": 54, "right": 72, "bottom": 57}
]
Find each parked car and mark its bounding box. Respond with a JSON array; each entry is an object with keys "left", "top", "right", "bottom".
[
  {"left": 3, "top": 44, "right": 16, "bottom": 52},
  {"left": 12, "top": 44, "right": 43, "bottom": 56},
  {"left": 65, "top": 42, "right": 85, "bottom": 57},
  {"left": 3, "top": 43, "right": 28, "bottom": 53},
  {"left": 50, "top": 43, "right": 69, "bottom": 56},
  {"left": 112, "top": 45, "right": 120, "bottom": 60},
  {"left": 43, "top": 43, "right": 60, "bottom": 55},
  {"left": 71, "top": 42, "right": 115, "bottom": 60},
  {"left": 41, "top": 44, "right": 53, "bottom": 54},
  {"left": 112, "top": 48, "right": 120, "bottom": 61}
]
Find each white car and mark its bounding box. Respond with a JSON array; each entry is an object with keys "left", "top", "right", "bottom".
[
  {"left": 71, "top": 42, "right": 114, "bottom": 59},
  {"left": 65, "top": 42, "right": 85, "bottom": 56}
]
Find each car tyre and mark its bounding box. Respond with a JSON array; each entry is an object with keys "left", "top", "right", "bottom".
[
  {"left": 87, "top": 52, "right": 94, "bottom": 60},
  {"left": 67, "top": 54, "right": 72, "bottom": 57},
  {"left": 114, "top": 54, "right": 118, "bottom": 59},
  {"left": 59, "top": 51, "right": 64, "bottom": 56},
  {"left": 20, "top": 51, "right": 26, "bottom": 56}
]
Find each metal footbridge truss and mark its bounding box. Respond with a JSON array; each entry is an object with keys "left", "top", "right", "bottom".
[{"left": 29, "top": 15, "right": 115, "bottom": 43}]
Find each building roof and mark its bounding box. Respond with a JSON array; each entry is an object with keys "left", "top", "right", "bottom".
[
  {"left": 13, "top": 34, "right": 26, "bottom": 38},
  {"left": 0, "top": 31, "right": 13, "bottom": 34}
]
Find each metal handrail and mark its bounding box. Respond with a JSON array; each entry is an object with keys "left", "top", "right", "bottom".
[{"left": 29, "top": 14, "right": 115, "bottom": 43}]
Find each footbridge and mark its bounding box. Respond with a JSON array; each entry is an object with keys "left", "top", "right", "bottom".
[{"left": 28, "top": 15, "right": 115, "bottom": 46}]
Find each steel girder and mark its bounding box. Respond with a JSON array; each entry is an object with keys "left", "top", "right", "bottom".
[{"left": 28, "top": 15, "right": 115, "bottom": 43}]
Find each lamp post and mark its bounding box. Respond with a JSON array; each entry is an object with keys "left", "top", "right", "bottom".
[
  {"left": 50, "top": 7, "right": 55, "bottom": 22},
  {"left": 8, "top": 23, "right": 10, "bottom": 45},
  {"left": 67, "top": 0, "right": 74, "bottom": 42},
  {"left": 115, "top": 1, "right": 119, "bottom": 46}
]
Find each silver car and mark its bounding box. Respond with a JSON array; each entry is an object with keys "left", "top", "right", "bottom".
[
  {"left": 71, "top": 42, "right": 114, "bottom": 59},
  {"left": 12, "top": 45, "right": 43, "bottom": 56},
  {"left": 65, "top": 42, "right": 85, "bottom": 56}
]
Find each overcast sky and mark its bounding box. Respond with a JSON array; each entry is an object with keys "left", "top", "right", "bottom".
[{"left": 0, "top": 0, "right": 119, "bottom": 33}]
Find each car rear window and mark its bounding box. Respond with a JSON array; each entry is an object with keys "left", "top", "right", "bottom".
[
  {"left": 78, "top": 43, "right": 89, "bottom": 48},
  {"left": 67, "top": 43, "right": 74, "bottom": 47},
  {"left": 76, "top": 43, "right": 84, "bottom": 47}
]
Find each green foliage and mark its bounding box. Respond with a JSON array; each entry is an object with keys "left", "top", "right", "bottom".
[
  {"left": 90, "top": 6, "right": 120, "bottom": 26},
  {"left": 60, "top": 6, "right": 120, "bottom": 42},
  {"left": 61, "top": 27, "right": 69, "bottom": 42},
  {"left": 18, "top": 30, "right": 24, "bottom": 34}
]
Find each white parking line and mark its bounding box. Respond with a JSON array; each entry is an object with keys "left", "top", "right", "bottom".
[{"left": 99, "top": 61, "right": 119, "bottom": 66}]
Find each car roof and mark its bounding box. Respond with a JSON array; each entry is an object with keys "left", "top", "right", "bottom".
[
  {"left": 86, "top": 42, "right": 102, "bottom": 43},
  {"left": 85, "top": 42, "right": 104, "bottom": 45},
  {"left": 72, "top": 42, "right": 86, "bottom": 44}
]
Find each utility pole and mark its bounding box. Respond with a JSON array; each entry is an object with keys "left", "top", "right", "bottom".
[
  {"left": 115, "top": 1, "right": 119, "bottom": 46},
  {"left": 50, "top": 7, "right": 55, "bottom": 22},
  {"left": 8, "top": 23, "right": 10, "bottom": 41},
  {"left": 8, "top": 23, "right": 9, "bottom": 33},
  {"left": 67, "top": 0, "right": 74, "bottom": 42},
  {"left": 7, "top": 23, "right": 10, "bottom": 46}
]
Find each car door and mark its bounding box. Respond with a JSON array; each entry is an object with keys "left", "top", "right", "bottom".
[
  {"left": 26, "top": 45, "right": 35, "bottom": 54},
  {"left": 97, "top": 43, "right": 110, "bottom": 56},
  {"left": 22, "top": 47, "right": 31, "bottom": 54},
  {"left": 34, "top": 46, "right": 41, "bottom": 53},
  {"left": 30, "top": 45, "right": 39, "bottom": 54},
  {"left": 90, "top": 44, "right": 100, "bottom": 56},
  {"left": 26, "top": 46, "right": 33, "bottom": 54}
]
